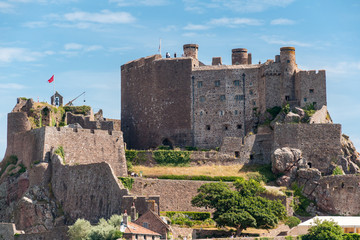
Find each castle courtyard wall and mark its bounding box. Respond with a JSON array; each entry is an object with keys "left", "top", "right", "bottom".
[{"left": 273, "top": 123, "right": 342, "bottom": 174}]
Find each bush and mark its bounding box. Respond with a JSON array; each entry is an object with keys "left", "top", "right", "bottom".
[
  {"left": 343, "top": 233, "right": 360, "bottom": 240},
  {"left": 54, "top": 146, "right": 65, "bottom": 164},
  {"left": 63, "top": 105, "right": 91, "bottom": 115},
  {"left": 152, "top": 150, "right": 191, "bottom": 166},
  {"left": 185, "top": 146, "right": 198, "bottom": 151},
  {"left": 332, "top": 166, "right": 344, "bottom": 175},
  {"left": 164, "top": 211, "right": 211, "bottom": 221},
  {"left": 301, "top": 218, "right": 343, "bottom": 240},
  {"left": 266, "top": 106, "right": 282, "bottom": 119},
  {"left": 285, "top": 216, "right": 301, "bottom": 228},
  {"left": 291, "top": 183, "right": 312, "bottom": 216},
  {"left": 118, "top": 177, "right": 134, "bottom": 190},
  {"left": 68, "top": 218, "right": 92, "bottom": 240},
  {"left": 125, "top": 150, "right": 138, "bottom": 163},
  {"left": 68, "top": 215, "right": 123, "bottom": 240},
  {"left": 0, "top": 155, "right": 18, "bottom": 177}
]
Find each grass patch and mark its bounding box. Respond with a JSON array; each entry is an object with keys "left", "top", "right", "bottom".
[
  {"left": 54, "top": 146, "right": 65, "bottom": 164},
  {"left": 152, "top": 150, "right": 191, "bottom": 166},
  {"left": 133, "top": 164, "right": 275, "bottom": 183},
  {"left": 156, "top": 175, "right": 243, "bottom": 182}
]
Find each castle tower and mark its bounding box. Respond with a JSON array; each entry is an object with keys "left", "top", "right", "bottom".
[
  {"left": 183, "top": 44, "right": 198, "bottom": 59},
  {"left": 280, "top": 47, "right": 297, "bottom": 104},
  {"left": 232, "top": 48, "right": 248, "bottom": 65}
]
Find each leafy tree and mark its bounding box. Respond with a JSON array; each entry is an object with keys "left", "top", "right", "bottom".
[
  {"left": 68, "top": 218, "right": 92, "bottom": 240},
  {"left": 301, "top": 219, "right": 343, "bottom": 240},
  {"left": 68, "top": 215, "right": 123, "bottom": 240},
  {"left": 191, "top": 178, "right": 286, "bottom": 236}
]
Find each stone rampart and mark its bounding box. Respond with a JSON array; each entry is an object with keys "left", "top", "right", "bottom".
[
  {"left": 66, "top": 112, "right": 119, "bottom": 131},
  {"left": 15, "top": 227, "right": 69, "bottom": 240},
  {"left": 274, "top": 123, "right": 342, "bottom": 174},
  {"left": 51, "top": 156, "right": 129, "bottom": 224},
  {"left": 5, "top": 126, "right": 127, "bottom": 177},
  {"left": 131, "top": 178, "right": 211, "bottom": 212},
  {"left": 314, "top": 175, "right": 360, "bottom": 215}
]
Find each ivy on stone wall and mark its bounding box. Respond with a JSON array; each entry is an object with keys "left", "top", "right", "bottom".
[
  {"left": 118, "top": 177, "right": 134, "bottom": 190},
  {"left": 152, "top": 150, "right": 191, "bottom": 166}
]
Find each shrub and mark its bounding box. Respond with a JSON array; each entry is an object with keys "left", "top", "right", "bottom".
[
  {"left": 152, "top": 150, "right": 191, "bottom": 166},
  {"left": 332, "top": 166, "right": 344, "bottom": 175},
  {"left": 164, "top": 211, "right": 211, "bottom": 221},
  {"left": 125, "top": 150, "right": 138, "bottom": 163},
  {"left": 118, "top": 177, "right": 134, "bottom": 190},
  {"left": 185, "top": 146, "right": 198, "bottom": 151},
  {"left": 54, "top": 146, "right": 65, "bottom": 164},
  {"left": 291, "top": 183, "right": 312, "bottom": 216},
  {"left": 68, "top": 218, "right": 92, "bottom": 240},
  {"left": 0, "top": 155, "right": 18, "bottom": 177},
  {"left": 285, "top": 216, "right": 301, "bottom": 228},
  {"left": 282, "top": 103, "right": 290, "bottom": 114},
  {"left": 157, "top": 145, "right": 171, "bottom": 150},
  {"left": 343, "top": 233, "right": 360, "bottom": 240},
  {"left": 266, "top": 106, "right": 282, "bottom": 119}
]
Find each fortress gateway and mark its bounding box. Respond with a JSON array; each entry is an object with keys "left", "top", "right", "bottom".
[{"left": 121, "top": 44, "right": 326, "bottom": 149}]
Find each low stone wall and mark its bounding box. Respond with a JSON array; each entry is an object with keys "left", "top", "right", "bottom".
[{"left": 274, "top": 123, "right": 342, "bottom": 174}]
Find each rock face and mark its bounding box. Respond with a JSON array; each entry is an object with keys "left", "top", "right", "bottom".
[{"left": 284, "top": 112, "right": 300, "bottom": 123}]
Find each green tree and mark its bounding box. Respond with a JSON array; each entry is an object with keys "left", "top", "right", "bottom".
[
  {"left": 191, "top": 179, "right": 286, "bottom": 236},
  {"left": 302, "top": 219, "right": 343, "bottom": 240},
  {"left": 285, "top": 216, "right": 301, "bottom": 228},
  {"left": 68, "top": 218, "right": 92, "bottom": 240}
]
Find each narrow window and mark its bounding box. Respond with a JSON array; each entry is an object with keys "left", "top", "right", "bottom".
[
  {"left": 285, "top": 95, "right": 290, "bottom": 101},
  {"left": 220, "top": 95, "right": 226, "bottom": 101},
  {"left": 219, "top": 110, "right": 224, "bottom": 116},
  {"left": 253, "top": 100, "right": 256, "bottom": 106},
  {"left": 309, "top": 89, "right": 314, "bottom": 93},
  {"left": 233, "top": 80, "right": 240, "bottom": 86},
  {"left": 224, "top": 125, "right": 228, "bottom": 130},
  {"left": 215, "top": 80, "right": 220, "bottom": 87},
  {"left": 304, "top": 98, "right": 307, "bottom": 102},
  {"left": 197, "top": 81, "right": 203, "bottom": 88},
  {"left": 308, "top": 162, "right": 312, "bottom": 168},
  {"left": 200, "top": 111, "right": 203, "bottom": 116},
  {"left": 313, "top": 102, "right": 317, "bottom": 107},
  {"left": 249, "top": 82, "right": 253, "bottom": 86},
  {"left": 143, "top": 222, "right": 149, "bottom": 228},
  {"left": 235, "top": 95, "right": 245, "bottom": 101},
  {"left": 234, "top": 110, "right": 238, "bottom": 115},
  {"left": 200, "top": 96, "right": 205, "bottom": 102},
  {"left": 249, "top": 90, "right": 253, "bottom": 95},
  {"left": 237, "top": 124, "right": 242, "bottom": 129},
  {"left": 206, "top": 125, "right": 211, "bottom": 130},
  {"left": 287, "top": 60, "right": 290, "bottom": 63},
  {"left": 235, "top": 151, "right": 240, "bottom": 158}
]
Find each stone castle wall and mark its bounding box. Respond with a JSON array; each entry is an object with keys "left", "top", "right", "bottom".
[
  {"left": 314, "top": 175, "right": 360, "bottom": 215},
  {"left": 121, "top": 55, "right": 194, "bottom": 149},
  {"left": 66, "top": 112, "right": 120, "bottom": 131},
  {"left": 5, "top": 126, "right": 127, "bottom": 177},
  {"left": 192, "top": 66, "right": 260, "bottom": 149},
  {"left": 296, "top": 70, "right": 326, "bottom": 109},
  {"left": 274, "top": 123, "right": 342, "bottom": 174}
]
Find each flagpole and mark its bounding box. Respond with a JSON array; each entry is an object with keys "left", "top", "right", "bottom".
[
  {"left": 53, "top": 75, "right": 55, "bottom": 106},
  {"left": 158, "top": 38, "right": 161, "bottom": 55}
]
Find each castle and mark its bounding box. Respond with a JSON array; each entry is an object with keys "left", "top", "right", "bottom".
[{"left": 121, "top": 44, "right": 326, "bottom": 149}]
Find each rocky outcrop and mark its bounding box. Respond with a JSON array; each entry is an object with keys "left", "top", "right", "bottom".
[{"left": 309, "top": 105, "right": 332, "bottom": 124}]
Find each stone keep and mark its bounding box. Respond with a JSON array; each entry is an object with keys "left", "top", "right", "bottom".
[{"left": 121, "top": 45, "right": 327, "bottom": 149}]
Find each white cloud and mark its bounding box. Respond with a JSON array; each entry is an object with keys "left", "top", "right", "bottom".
[
  {"left": 322, "top": 61, "right": 360, "bottom": 75},
  {"left": 85, "top": 45, "right": 103, "bottom": 52},
  {"left": 0, "top": 47, "right": 53, "bottom": 63},
  {"left": 260, "top": 35, "right": 312, "bottom": 47},
  {"left": 183, "top": 24, "right": 210, "bottom": 30},
  {"left": 0, "top": 1, "right": 14, "bottom": 12},
  {"left": 209, "top": 17, "right": 263, "bottom": 27},
  {"left": 183, "top": 0, "right": 294, "bottom": 13},
  {"left": 271, "top": 18, "right": 295, "bottom": 25},
  {"left": 109, "top": 0, "right": 168, "bottom": 6},
  {"left": 64, "top": 10, "right": 135, "bottom": 24},
  {"left": 22, "top": 21, "right": 47, "bottom": 28},
  {"left": 0, "top": 83, "right": 26, "bottom": 90},
  {"left": 64, "top": 43, "right": 83, "bottom": 50}
]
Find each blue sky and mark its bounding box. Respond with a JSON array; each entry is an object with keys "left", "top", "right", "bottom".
[{"left": 0, "top": 0, "right": 359, "bottom": 158}]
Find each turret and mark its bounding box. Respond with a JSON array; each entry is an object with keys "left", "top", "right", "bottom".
[
  {"left": 280, "top": 47, "right": 296, "bottom": 70},
  {"left": 280, "top": 47, "right": 297, "bottom": 103},
  {"left": 232, "top": 48, "right": 248, "bottom": 65},
  {"left": 183, "top": 44, "right": 198, "bottom": 59}
]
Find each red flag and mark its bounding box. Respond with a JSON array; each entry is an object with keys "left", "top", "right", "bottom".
[{"left": 47, "top": 75, "right": 54, "bottom": 83}]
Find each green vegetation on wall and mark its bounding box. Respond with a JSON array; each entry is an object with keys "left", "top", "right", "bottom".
[
  {"left": 54, "top": 146, "right": 65, "bottom": 164},
  {"left": 63, "top": 105, "right": 91, "bottom": 115},
  {"left": 0, "top": 155, "right": 18, "bottom": 177},
  {"left": 291, "top": 183, "right": 312, "bottom": 216},
  {"left": 332, "top": 166, "right": 344, "bottom": 175},
  {"left": 163, "top": 211, "right": 211, "bottom": 221},
  {"left": 152, "top": 150, "right": 191, "bottom": 166},
  {"left": 118, "top": 177, "right": 134, "bottom": 190}
]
